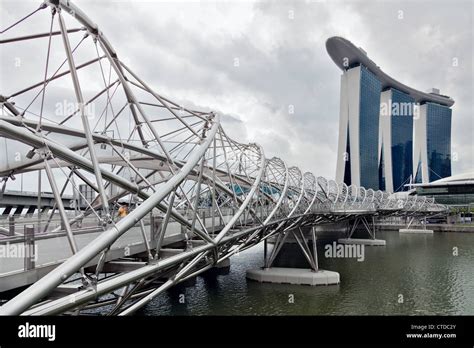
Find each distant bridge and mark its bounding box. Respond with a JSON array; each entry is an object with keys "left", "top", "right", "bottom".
[
  {"left": 0, "top": 0, "right": 446, "bottom": 315},
  {"left": 0, "top": 190, "right": 74, "bottom": 216}
]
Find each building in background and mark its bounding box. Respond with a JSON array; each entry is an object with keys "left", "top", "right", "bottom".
[
  {"left": 413, "top": 98, "right": 453, "bottom": 183},
  {"left": 379, "top": 88, "right": 415, "bottom": 192},
  {"left": 326, "top": 36, "right": 454, "bottom": 192},
  {"left": 79, "top": 184, "right": 96, "bottom": 209},
  {"left": 410, "top": 172, "right": 474, "bottom": 206},
  {"left": 334, "top": 64, "right": 381, "bottom": 190}
]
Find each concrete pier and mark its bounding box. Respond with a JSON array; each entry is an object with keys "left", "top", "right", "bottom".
[
  {"left": 378, "top": 223, "right": 473, "bottom": 233},
  {"left": 215, "top": 258, "right": 230, "bottom": 268},
  {"left": 246, "top": 267, "right": 340, "bottom": 286},
  {"left": 399, "top": 229, "right": 434, "bottom": 234},
  {"left": 338, "top": 238, "right": 386, "bottom": 246},
  {"left": 212, "top": 258, "right": 231, "bottom": 275}
]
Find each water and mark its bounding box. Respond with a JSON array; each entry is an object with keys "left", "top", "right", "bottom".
[{"left": 138, "top": 230, "right": 474, "bottom": 315}]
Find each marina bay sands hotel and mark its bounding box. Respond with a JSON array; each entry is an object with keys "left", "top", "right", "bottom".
[{"left": 327, "top": 36, "right": 454, "bottom": 192}]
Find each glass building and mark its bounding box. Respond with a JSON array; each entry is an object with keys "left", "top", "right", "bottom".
[
  {"left": 413, "top": 102, "right": 452, "bottom": 183},
  {"left": 426, "top": 103, "right": 452, "bottom": 181},
  {"left": 335, "top": 64, "right": 381, "bottom": 190},
  {"left": 327, "top": 36, "right": 454, "bottom": 192},
  {"left": 412, "top": 172, "right": 474, "bottom": 206},
  {"left": 379, "top": 88, "right": 414, "bottom": 192},
  {"left": 359, "top": 66, "right": 382, "bottom": 189}
]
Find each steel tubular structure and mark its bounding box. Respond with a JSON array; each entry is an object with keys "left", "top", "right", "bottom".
[{"left": 0, "top": 0, "right": 447, "bottom": 315}]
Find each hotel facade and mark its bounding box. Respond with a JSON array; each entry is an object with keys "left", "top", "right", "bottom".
[{"left": 326, "top": 37, "right": 454, "bottom": 192}]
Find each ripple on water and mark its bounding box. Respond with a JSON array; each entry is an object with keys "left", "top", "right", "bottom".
[{"left": 138, "top": 231, "right": 474, "bottom": 316}]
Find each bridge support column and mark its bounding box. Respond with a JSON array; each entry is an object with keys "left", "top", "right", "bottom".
[
  {"left": 208, "top": 258, "right": 231, "bottom": 275},
  {"left": 24, "top": 225, "right": 35, "bottom": 271},
  {"left": 150, "top": 214, "right": 164, "bottom": 258},
  {"left": 399, "top": 216, "right": 433, "bottom": 234},
  {"left": 338, "top": 216, "right": 386, "bottom": 246},
  {"left": 246, "top": 227, "right": 340, "bottom": 286},
  {"left": 8, "top": 215, "right": 15, "bottom": 236}
]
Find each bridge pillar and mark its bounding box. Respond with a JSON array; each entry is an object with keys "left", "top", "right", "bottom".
[
  {"left": 399, "top": 216, "right": 434, "bottom": 234},
  {"left": 23, "top": 225, "right": 35, "bottom": 271},
  {"left": 246, "top": 227, "right": 340, "bottom": 286},
  {"left": 338, "top": 215, "right": 386, "bottom": 246},
  {"left": 8, "top": 215, "right": 15, "bottom": 236},
  {"left": 150, "top": 214, "right": 164, "bottom": 258},
  {"left": 207, "top": 258, "right": 231, "bottom": 276}
]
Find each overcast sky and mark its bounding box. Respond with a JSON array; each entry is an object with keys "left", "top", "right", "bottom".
[{"left": 1, "top": 0, "right": 473, "bottom": 180}]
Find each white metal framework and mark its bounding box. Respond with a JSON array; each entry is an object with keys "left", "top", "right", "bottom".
[{"left": 0, "top": 0, "right": 447, "bottom": 316}]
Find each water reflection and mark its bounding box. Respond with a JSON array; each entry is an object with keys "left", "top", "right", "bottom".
[{"left": 138, "top": 230, "right": 474, "bottom": 316}]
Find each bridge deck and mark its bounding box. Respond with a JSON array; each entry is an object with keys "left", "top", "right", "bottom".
[
  {"left": 0, "top": 204, "right": 443, "bottom": 294},
  {"left": 0, "top": 210, "right": 238, "bottom": 293}
]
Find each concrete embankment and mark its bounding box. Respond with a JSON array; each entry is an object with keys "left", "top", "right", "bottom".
[{"left": 377, "top": 224, "right": 474, "bottom": 233}]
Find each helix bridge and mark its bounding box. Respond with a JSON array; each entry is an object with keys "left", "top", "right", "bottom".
[{"left": 0, "top": 0, "right": 447, "bottom": 315}]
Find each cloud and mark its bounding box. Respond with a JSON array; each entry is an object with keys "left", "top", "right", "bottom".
[{"left": 0, "top": 0, "right": 472, "bottom": 189}]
